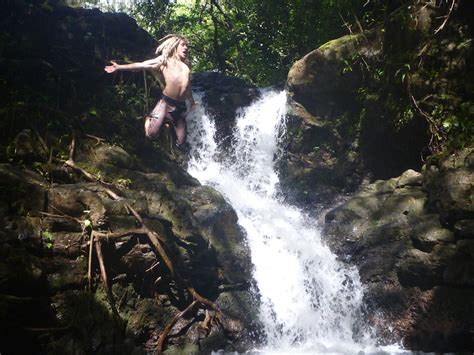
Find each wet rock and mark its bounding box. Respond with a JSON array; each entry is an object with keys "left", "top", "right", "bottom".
[
  {"left": 48, "top": 289, "right": 135, "bottom": 354},
  {"left": 215, "top": 290, "right": 262, "bottom": 349},
  {"left": 0, "top": 164, "right": 48, "bottom": 215},
  {"left": 288, "top": 32, "right": 381, "bottom": 108},
  {"left": 443, "top": 240, "right": 474, "bottom": 287},
  {"left": 10, "top": 129, "right": 49, "bottom": 163},
  {"left": 164, "top": 343, "right": 200, "bottom": 354},
  {"left": 323, "top": 165, "right": 474, "bottom": 350},
  {"left": 281, "top": 33, "right": 385, "bottom": 206},
  {"left": 0, "top": 251, "right": 45, "bottom": 295},
  {"left": 121, "top": 242, "right": 157, "bottom": 280},
  {"left": 47, "top": 257, "right": 87, "bottom": 291},
  {"left": 180, "top": 185, "right": 253, "bottom": 285},
  {"left": 48, "top": 184, "right": 107, "bottom": 228},
  {"left": 453, "top": 219, "right": 474, "bottom": 239},
  {"left": 42, "top": 215, "right": 83, "bottom": 233},
  {"left": 107, "top": 215, "right": 141, "bottom": 233},
  {"left": 51, "top": 231, "right": 85, "bottom": 257},
  {"left": 423, "top": 148, "right": 474, "bottom": 224},
  {"left": 0, "top": 3, "right": 264, "bottom": 352},
  {"left": 396, "top": 247, "right": 454, "bottom": 289},
  {"left": 92, "top": 144, "right": 136, "bottom": 169},
  {"left": 396, "top": 169, "right": 423, "bottom": 188},
  {"left": 410, "top": 216, "right": 455, "bottom": 252}
]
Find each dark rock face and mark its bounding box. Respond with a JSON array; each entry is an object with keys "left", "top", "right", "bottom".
[
  {"left": 323, "top": 149, "right": 474, "bottom": 351},
  {"left": 287, "top": 32, "right": 381, "bottom": 114},
  {"left": 0, "top": 138, "right": 260, "bottom": 353},
  {"left": 192, "top": 72, "right": 259, "bottom": 158},
  {"left": 280, "top": 32, "right": 383, "bottom": 206},
  {"left": 0, "top": 2, "right": 261, "bottom": 354},
  {"left": 423, "top": 149, "right": 474, "bottom": 225},
  {"left": 281, "top": 0, "right": 473, "bottom": 206},
  {"left": 282, "top": 7, "right": 473, "bottom": 350}
]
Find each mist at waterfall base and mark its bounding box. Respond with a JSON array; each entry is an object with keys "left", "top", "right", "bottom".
[{"left": 186, "top": 90, "right": 402, "bottom": 353}]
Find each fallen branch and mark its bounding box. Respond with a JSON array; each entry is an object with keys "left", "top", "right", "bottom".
[
  {"left": 40, "top": 211, "right": 82, "bottom": 224},
  {"left": 156, "top": 300, "right": 198, "bottom": 352},
  {"left": 23, "top": 324, "right": 71, "bottom": 332},
  {"left": 85, "top": 134, "right": 106, "bottom": 146},
  {"left": 93, "top": 229, "right": 146, "bottom": 240},
  {"left": 95, "top": 238, "right": 120, "bottom": 318},
  {"left": 87, "top": 231, "right": 94, "bottom": 291}
]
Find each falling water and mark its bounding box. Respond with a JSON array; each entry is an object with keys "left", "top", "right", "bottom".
[{"left": 186, "top": 90, "right": 391, "bottom": 353}]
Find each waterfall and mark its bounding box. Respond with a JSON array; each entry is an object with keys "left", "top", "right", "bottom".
[{"left": 186, "top": 90, "right": 394, "bottom": 353}]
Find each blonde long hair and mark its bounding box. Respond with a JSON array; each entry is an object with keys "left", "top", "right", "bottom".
[{"left": 155, "top": 34, "right": 190, "bottom": 67}]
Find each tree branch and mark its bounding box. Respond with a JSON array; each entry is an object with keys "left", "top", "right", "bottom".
[
  {"left": 156, "top": 300, "right": 198, "bottom": 352},
  {"left": 434, "top": 0, "right": 456, "bottom": 35}
]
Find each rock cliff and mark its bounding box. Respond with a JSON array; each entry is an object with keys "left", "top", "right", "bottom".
[
  {"left": 282, "top": 1, "right": 474, "bottom": 351},
  {"left": 0, "top": 1, "right": 260, "bottom": 353}
]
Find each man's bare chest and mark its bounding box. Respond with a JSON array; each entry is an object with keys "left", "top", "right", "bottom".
[{"left": 162, "top": 61, "right": 189, "bottom": 80}]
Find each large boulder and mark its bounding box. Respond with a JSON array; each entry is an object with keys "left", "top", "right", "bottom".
[
  {"left": 323, "top": 153, "right": 474, "bottom": 351},
  {"left": 423, "top": 148, "right": 474, "bottom": 225},
  {"left": 288, "top": 32, "right": 381, "bottom": 115},
  {"left": 280, "top": 32, "right": 383, "bottom": 206}
]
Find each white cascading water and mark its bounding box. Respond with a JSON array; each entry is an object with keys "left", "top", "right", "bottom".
[{"left": 186, "top": 90, "right": 392, "bottom": 353}]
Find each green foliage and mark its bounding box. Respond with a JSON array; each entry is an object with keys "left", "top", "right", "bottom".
[
  {"left": 125, "top": 0, "right": 361, "bottom": 86},
  {"left": 351, "top": 1, "right": 473, "bottom": 153},
  {"left": 41, "top": 230, "right": 54, "bottom": 249},
  {"left": 129, "top": 0, "right": 171, "bottom": 38}
]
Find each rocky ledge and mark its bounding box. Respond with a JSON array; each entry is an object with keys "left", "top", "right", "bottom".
[
  {"left": 0, "top": 133, "right": 261, "bottom": 354},
  {"left": 323, "top": 148, "right": 474, "bottom": 351}
]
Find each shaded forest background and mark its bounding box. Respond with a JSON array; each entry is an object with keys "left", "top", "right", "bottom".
[
  {"left": 11, "top": 0, "right": 472, "bottom": 156},
  {"left": 75, "top": 0, "right": 361, "bottom": 85}
]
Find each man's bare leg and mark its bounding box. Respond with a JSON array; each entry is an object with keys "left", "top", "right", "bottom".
[
  {"left": 174, "top": 115, "right": 187, "bottom": 146},
  {"left": 144, "top": 100, "right": 168, "bottom": 139}
]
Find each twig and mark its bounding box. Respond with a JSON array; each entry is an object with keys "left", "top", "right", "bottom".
[
  {"left": 33, "top": 128, "right": 48, "bottom": 152},
  {"left": 434, "top": 0, "right": 456, "bottom": 35},
  {"left": 143, "top": 71, "right": 149, "bottom": 113},
  {"left": 95, "top": 238, "right": 120, "bottom": 318},
  {"left": 93, "top": 229, "right": 146, "bottom": 240},
  {"left": 407, "top": 81, "right": 445, "bottom": 152},
  {"left": 201, "top": 310, "right": 212, "bottom": 332},
  {"left": 85, "top": 134, "right": 106, "bottom": 146},
  {"left": 23, "top": 324, "right": 71, "bottom": 332},
  {"left": 339, "top": 13, "right": 353, "bottom": 36},
  {"left": 157, "top": 300, "right": 198, "bottom": 352},
  {"left": 352, "top": 11, "right": 365, "bottom": 34},
  {"left": 88, "top": 231, "right": 94, "bottom": 291},
  {"left": 68, "top": 133, "right": 76, "bottom": 162},
  {"left": 146, "top": 261, "right": 160, "bottom": 273},
  {"left": 210, "top": 0, "right": 232, "bottom": 28},
  {"left": 40, "top": 211, "right": 82, "bottom": 224}
]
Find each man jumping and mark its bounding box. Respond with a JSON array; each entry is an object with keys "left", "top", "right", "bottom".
[{"left": 104, "top": 34, "right": 196, "bottom": 146}]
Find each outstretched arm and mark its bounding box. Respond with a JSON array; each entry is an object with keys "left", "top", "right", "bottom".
[{"left": 104, "top": 56, "right": 164, "bottom": 73}]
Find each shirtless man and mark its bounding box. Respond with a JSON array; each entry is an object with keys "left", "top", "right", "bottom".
[{"left": 104, "top": 35, "right": 196, "bottom": 146}]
